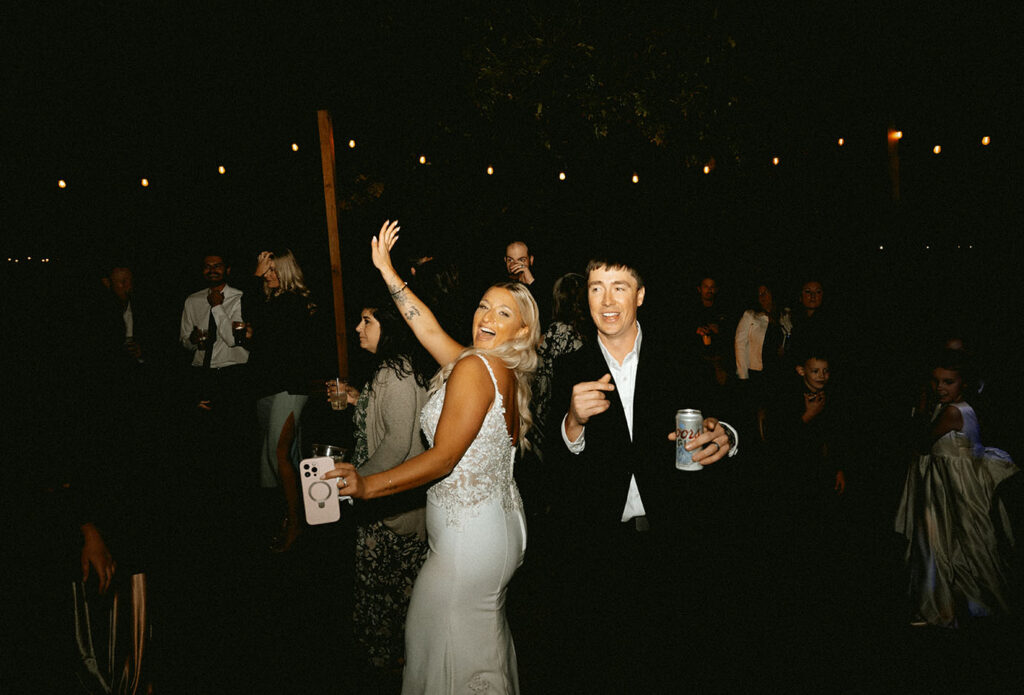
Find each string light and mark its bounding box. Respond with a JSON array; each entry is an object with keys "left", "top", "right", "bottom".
[{"left": 28, "top": 127, "right": 1014, "bottom": 192}]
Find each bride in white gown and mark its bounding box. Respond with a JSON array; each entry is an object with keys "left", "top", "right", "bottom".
[{"left": 327, "top": 221, "right": 539, "bottom": 694}]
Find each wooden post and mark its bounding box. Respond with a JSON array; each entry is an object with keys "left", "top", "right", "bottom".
[{"left": 318, "top": 109, "right": 348, "bottom": 377}]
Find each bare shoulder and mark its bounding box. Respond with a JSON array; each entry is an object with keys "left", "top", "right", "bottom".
[
  {"left": 932, "top": 403, "right": 964, "bottom": 439},
  {"left": 448, "top": 354, "right": 494, "bottom": 391},
  {"left": 939, "top": 404, "right": 964, "bottom": 428}
]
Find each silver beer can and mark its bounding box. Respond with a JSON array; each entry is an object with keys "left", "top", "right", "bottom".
[{"left": 675, "top": 409, "right": 704, "bottom": 471}]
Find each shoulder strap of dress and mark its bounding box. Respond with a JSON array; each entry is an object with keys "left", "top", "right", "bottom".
[{"left": 473, "top": 353, "right": 500, "bottom": 395}]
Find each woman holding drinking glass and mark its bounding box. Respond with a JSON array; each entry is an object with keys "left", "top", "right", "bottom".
[{"left": 330, "top": 299, "right": 435, "bottom": 675}]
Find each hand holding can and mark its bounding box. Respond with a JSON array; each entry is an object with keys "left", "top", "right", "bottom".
[{"left": 675, "top": 409, "right": 704, "bottom": 471}]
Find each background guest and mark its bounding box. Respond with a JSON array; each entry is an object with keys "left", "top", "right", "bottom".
[
  {"left": 530, "top": 271, "right": 588, "bottom": 457},
  {"left": 247, "top": 249, "right": 317, "bottom": 552},
  {"left": 895, "top": 348, "right": 1019, "bottom": 627},
  {"left": 687, "top": 274, "right": 734, "bottom": 386},
  {"left": 734, "top": 280, "right": 792, "bottom": 440},
  {"left": 329, "top": 300, "right": 434, "bottom": 682}
]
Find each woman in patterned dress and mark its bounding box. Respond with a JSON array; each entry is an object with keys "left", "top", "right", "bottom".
[{"left": 336, "top": 300, "right": 435, "bottom": 673}]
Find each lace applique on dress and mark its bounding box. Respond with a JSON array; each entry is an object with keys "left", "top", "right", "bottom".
[{"left": 420, "top": 354, "right": 523, "bottom": 528}]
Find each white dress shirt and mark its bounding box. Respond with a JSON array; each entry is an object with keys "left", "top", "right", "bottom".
[
  {"left": 180, "top": 284, "right": 249, "bottom": 368},
  {"left": 123, "top": 302, "right": 134, "bottom": 339},
  {"left": 562, "top": 322, "right": 738, "bottom": 522}
]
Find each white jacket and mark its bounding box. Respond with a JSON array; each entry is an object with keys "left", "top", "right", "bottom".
[{"left": 734, "top": 308, "right": 792, "bottom": 379}]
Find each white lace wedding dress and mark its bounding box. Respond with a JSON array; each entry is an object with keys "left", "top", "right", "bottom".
[{"left": 401, "top": 354, "right": 526, "bottom": 694}]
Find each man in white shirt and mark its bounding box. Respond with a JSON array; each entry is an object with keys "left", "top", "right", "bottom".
[
  {"left": 180, "top": 254, "right": 248, "bottom": 373},
  {"left": 548, "top": 255, "right": 739, "bottom": 690},
  {"left": 179, "top": 252, "right": 252, "bottom": 438}
]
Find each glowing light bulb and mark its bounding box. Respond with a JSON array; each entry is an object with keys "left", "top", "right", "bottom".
[
  {"left": 58, "top": 179, "right": 67, "bottom": 188},
  {"left": 348, "top": 139, "right": 356, "bottom": 149},
  {"left": 291, "top": 143, "right": 299, "bottom": 151},
  {"left": 981, "top": 136, "right": 990, "bottom": 146},
  {"left": 141, "top": 178, "right": 149, "bottom": 187},
  {"left": 879, "top": 245, "right": 884, "bottom": 250},
  {"left": 419, "top": 155, "right": 427, "bottom": 164},
  {"left": 218, "top": 165, "right": 226, "bottom": 174},
  {"left": 631, "top": 173, "right": 639, "bottom": 184},
  {"left": 486, "top": 166, "right": 494, "bottom": 176},
  {"left": 837, "top": 138, "right": 845, "bottom": 146},
  {"left": 932, "top": 145, "right": 941, "bottom": 154},
  {"left": 558, "top": 171, "right": 566, "bottom": 181},
  {"left": 772, "top": 157, "right": 780, "bottom": 166},
  {"left": 895, "top": 131, "right": 903, "bottom": 139},
  {"left": 703, "top": 165, "right": 710, "bottom": 174}
]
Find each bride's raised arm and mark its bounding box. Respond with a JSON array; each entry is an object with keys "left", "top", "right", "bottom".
[{"left": 372, "top": 220, "right": 464, "bottom": 367}]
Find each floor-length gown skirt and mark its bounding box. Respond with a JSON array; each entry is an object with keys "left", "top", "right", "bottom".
[{"left": 402, "top": 496, "right": 526, "bottom": 694}]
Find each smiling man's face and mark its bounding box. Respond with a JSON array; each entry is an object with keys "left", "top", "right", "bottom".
[{"left": 587, "top": 265, "right": 645, "bottom": 344}]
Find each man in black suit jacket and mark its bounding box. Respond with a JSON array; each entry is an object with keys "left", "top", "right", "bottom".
[{"left": 546, "top": 256, "right": 739, "bottom": 691}]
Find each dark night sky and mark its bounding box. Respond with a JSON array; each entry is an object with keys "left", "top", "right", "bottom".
[
  {"left": 3, "top": 2, "right": 1024, "bottom": 463},
  {"left": 3, "top": 2, "right": 1022, "bottom": 330}
]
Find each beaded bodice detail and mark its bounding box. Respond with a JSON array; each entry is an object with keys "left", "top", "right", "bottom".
[{"left": 420, "top": 354, "right": 522, "bottom": 527}]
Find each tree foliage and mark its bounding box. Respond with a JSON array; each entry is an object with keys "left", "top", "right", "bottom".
[{"left": 464, "top": 2, "right": 749, "bottom": 165}]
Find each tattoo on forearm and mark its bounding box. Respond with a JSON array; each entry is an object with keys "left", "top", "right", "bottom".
[
  {"left": 388, "top": 282, "right": 409, "bottom": 306},
  {"left": 403, "top": 306, "right": 421, "bottom": 321}
]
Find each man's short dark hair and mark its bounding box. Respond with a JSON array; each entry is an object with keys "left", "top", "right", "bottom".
[
  {"left": 100, "top": 260, "right": 133, "bottom": 278},
  {"left": 793, "top": 345, "right": 830, "bottom": 367},
  {"left": 201, "top": 252, "right": 231, "bottom": 268},
  {"left": 585, "top": 257, "right": 644, "bottom": 290}
]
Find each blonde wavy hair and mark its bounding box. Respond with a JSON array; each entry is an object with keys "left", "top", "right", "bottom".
[
  {"left": 430, "top": 282, "right": 541, "bottom": 452},
  {"left": 263, "top": 248, "right": 316, "bottom": 314}
]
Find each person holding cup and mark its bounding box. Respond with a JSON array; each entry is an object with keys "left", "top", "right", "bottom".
[
  {"left": 246, "top": 248, "right": 317, "bottom": 552},
  {"left": 325, "top": 220, "right": 540, "bottom": 693},
  {"left": 326, "top": 300, "right": 435, "bottom": 677},
  {"left": 547, "top": 252, "right": 739, "bottom": 691}
]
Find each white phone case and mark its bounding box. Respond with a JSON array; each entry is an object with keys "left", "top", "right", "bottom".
[{"left": 300, "top": 456, "right": 341, "bottom": 524}]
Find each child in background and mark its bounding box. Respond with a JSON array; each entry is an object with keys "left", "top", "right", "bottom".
[
  {"left": 895, "top": 349, "right": 1018, "bottom": 627},
  {"left": 765, "top": 347, "right": 848, "bottom": 584}
]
